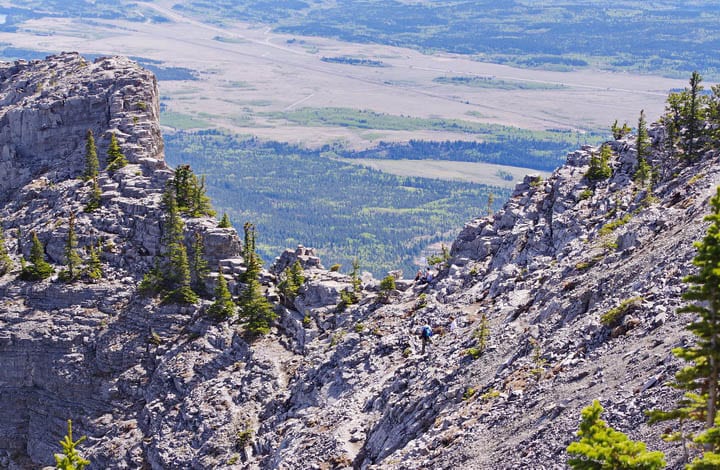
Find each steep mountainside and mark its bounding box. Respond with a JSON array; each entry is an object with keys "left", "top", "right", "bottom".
[{"left": 0, "top": 54, "right": 716, "bottom": 469}]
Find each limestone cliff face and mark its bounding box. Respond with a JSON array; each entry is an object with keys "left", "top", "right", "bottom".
[
  {"left": 0, "top": 54, "right": 244, "bottom": 469},
  {"left": 0, "top": 54, "right": 716, "bottom": 469}
]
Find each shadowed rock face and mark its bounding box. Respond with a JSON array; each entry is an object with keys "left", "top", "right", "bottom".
[{"left": 0, "top": 53, "right": 716, "bottom": 469}]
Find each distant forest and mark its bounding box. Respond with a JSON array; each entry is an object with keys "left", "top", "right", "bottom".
[{"left": 164, "top": 131, "right": 513, "bottom": 277}]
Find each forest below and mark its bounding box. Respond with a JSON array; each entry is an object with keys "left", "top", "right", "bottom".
[
  {"left": 163, "top": 127, "right": 594, "bottom": 276},
  {"left": 164, "top": 131, "right": 512, "bottom": 277}
]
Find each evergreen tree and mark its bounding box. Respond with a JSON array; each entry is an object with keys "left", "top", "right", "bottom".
[
  {"left": 237, "top": 223, "right": 275, "bottom": 336},
  {"left": 636, "top": 109, "right": 650, "bottom": 161},
  {"left": 84, "top": 242, "right": 102, "bottom": 281},
  {"left": 218, "top": 212, "right": 232, "bottom": 228},
  {"left": 567, "top": 400, "right": 665, "bottom": 469},
  {"left": 83, "top": 177, "right": 101, "bottom": 213},
  {"left": 59, "top": 212, "right": 82, "bottom": 282},
  {"left": 0, "top": 224, "right": 12, "bottom": 275},
  {"left": 634, "top": 110, "right": 652, "bottom": 188},
  {"left": 161, "top": 186, "right": 197, "bottom": 304},
  {"left": 190, "top": 175, "right": 215, "bottom": 217},
  {"left": 378, "top": 275, "right": 396, "bottom": 301},
  {"left": 586, "top": 145, "right": 613, "bottom": 182},
  {"left": 278, "top": 260, "right": 305, "bottom": 306},
  {"left": 106, "top": 134, "right": 128, "bottom": 172},
  {"left": 649, "top": 187, "right": 720, "bottom": 460},
  {"left": 486, "top": 192, "right": 495, "bottom": 216},
  {"left": 82, "top": 129, "right": 99, "bottom": 181},
  {"left": 54, "top": 419, "right": 90, "bottom": 470},
  {"left": 20, "top": 231, "right": 54, "bottom": 281},
  {"left": 173, "top": 164, "right": 194, "bottom": 210},
  {"left": 709, "top": 85, "right": 720, "bottom": 147},
  {"left": 207, "top": 267, "right": 235, "bottom": 319},
  {"left": 339, "top": 257, "right": 362, "bottom": 309},
  {"left": 685, "top": 71, "right": 705, "bottom": 160},
  {"left": 664, "top": 91, "right": 684, "bottom": 155},
  {"left": 190, "top": 232, "right": 209, "bottom": 295}
]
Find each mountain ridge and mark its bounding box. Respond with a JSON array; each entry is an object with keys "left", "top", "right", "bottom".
[{"left": 0, "top": 53, "right": 716, "bottom": 469}]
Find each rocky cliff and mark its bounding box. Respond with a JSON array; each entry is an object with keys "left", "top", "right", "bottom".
[{"left": 0, "top": 54, "right": 715, "bottom": 469}]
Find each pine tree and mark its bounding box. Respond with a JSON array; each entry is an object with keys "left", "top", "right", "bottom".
[
  {"left": 237, "top": 223, "right": 275, "bottom": 336},
  {"left": 207, "top": 267, "right": 235, "bottom": 319},
  {"left": 190, "top": 174, "right": 215, "bottom": 217},
  {"left": 663, "top": 92, "right": 684, "bottom": 155},
  {"left": 84, "top": 242, "right": 102, "bottom": 281},
  {"left": 106, "top": 134, "right": 128, "bottom": 172},
  {"left": 84, "top": 177, "right": 101, "bottom": 213},
  {"left": 218, "top": 212, "right": 232, "bottom": 228},
  {"left": 685, "top": 71, "right": 705, "bottom": 161},
  {"left": 82, "top": 129, "right": 99, "bottom": 181},
  {"left": 161, "top": 186, "right": 197, "bottom": 304},
  {"left": 173, "top": 164, "right": 194, "bottom": 210},
  {"left": 708, "top": 85, "right": 720, "bottom": 147},
  {"left": 54, "top": 419, "right": 90, "bottom": 470},
  {"left": 20, "top": 231, "right": 54, "bottom": 281},
  {"left": 190, "top": 232, "right": 209, "bottom": 295},
  {"left": 649, "top": 187, "right": 720, "bottom": 461},
  {"left": 59, "top": 212, "right": 82, "bottom": 282},
  {"left": 567, "top": 400, "right": 665, "bottom": 469},
  {"left": 278, "top": 260, "right": 305, "bottom": 306},
  {"left": 636, "top": 109, "right": 650, "bottom": 161},
  {"left": 0, "top": 224, "right": 12, "bottom": 275},
  {"left": 586, "top": 145, "right": 613, "bottom": 182}
]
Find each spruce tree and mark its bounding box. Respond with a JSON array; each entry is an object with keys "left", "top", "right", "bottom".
[
  {"left": 59, "top": 212, "right": 82, "bottom": 282},
  {"left": 173, "top": 164, "right": 194, "bottom": 210},
  {"left": 20, "top": 231, "right": 54, "bottom": 281},
  {"left": 567, "top": 400, "right": 665, "bottom": 469},
  {"left": 54, "top": 419, "right": 90, "bottom": 470},
  {"left": 634, "top": 110, "right": 652, "bottom": 188},
  {"left": 84, "top": 243, "right": 102, "bottom": 281},
  {"left": 161, "top": 186, "right": 197, "bottom": 304},
  {"left": 207, "top": 267, "right": 235, "bottom": 319},
  {"left": 586, "top": 145, "right": 613, "bottom": 182},
  {"left": 649, "top": 187, "right": 720, "bottom": 460},
  {"left": 278, "top": 260, "right": 305, "bottom": 306},
  {"left": 190, "top": 232, "right": 209, "bottom": 295},
  {"left": 83, "top": 129, "right": 99, "bottom": 181},
  {"left": 84, "top": 177, "right": 101, "bottom": 213},
  {"left": 106, "top": 134, "right": 128, "bottom": 172},
  {"left": 237, "top": 223, "right": 275, "bottom": 336},
  {"left": 0, "top": 224, "right": 12, "bottom": 275},
  {"left": 685, "top": 71, "right": 705, "bottom": 160},
  {"left": 218, "top": 212, "right": 232, "bottom": 228},
  {"left": 190, "top": 175, "right": 215, "bottom": 217},
  {"left": 664, "top": 92, "right": 684, "bottom": 155}
]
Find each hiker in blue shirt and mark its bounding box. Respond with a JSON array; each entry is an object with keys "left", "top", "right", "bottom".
[{"left": 420, "top": 324, "right": 433, "bottom": 353}]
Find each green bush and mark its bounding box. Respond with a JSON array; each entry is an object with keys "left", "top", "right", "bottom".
[{"left": 600, "top": 297, "right": 643, "bottom": 326}]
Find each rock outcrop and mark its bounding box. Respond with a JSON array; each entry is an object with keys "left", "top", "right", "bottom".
[{"left": 0, "top": 53, "right": 717, "bottom": 469}]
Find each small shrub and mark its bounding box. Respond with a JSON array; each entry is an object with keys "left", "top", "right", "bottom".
[
  {"left": 465, "top": 347, "right": 482, "bottom": 360},
  {"left": 529, "top": 176, "right": 544, "bottom": 187},
  {"left": 236, "top": 425, "right": 253, "bottom": 449},
  {"left": 598, "top": 213, "right": 632, "bottom": 237},
  {"left": 329, "top": 263, "right": 341, "bottom": 272},
  {"left": 227, "top": 455, "right": 239, "bottom": 465},
  {"left": 462, "top": 387, "right": 477, "bottom": 400},
  {"left": 354, "top": 323, "right": 365, "bottom": 333},
  {"left": 600, "top": 297, "right": 643, "bottom": 326},
  {"left": 480, "top": 389, "right": 501, "bottom": 401},
  {"left": 302, "top": 313, "right": 311, "bottom": 327},
  {"left": 579, "top": 188, "right": 593, "bottom": 201},
  {"left": 137, "top": 101, "right": 147, "bottom": 110},
  {"left": 402, "top": 347, "right": 412, "bottom": 357},
  {"left": 415, "top": 293, "right": 428, "bottom": 310},
  {"left": 330, "top": 331, "right": 345, "bottom": 347}
]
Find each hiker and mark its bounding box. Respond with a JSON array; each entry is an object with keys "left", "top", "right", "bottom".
[
  {"left": 425, "top": 268, "right": 434, "bottom": 283},
  {"left": 420, "top": 323, "right": 433, "bottom": 353},
  {"left": 414, "top": 269, "right": 423, "bottom": 282}
]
